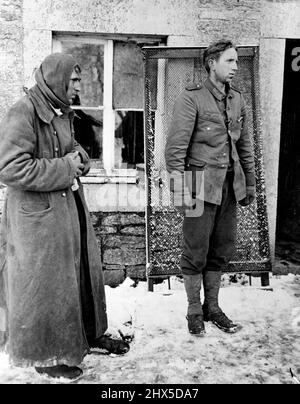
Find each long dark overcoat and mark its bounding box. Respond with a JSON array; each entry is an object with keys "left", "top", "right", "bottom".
[{"left": 0, "top": 59, "right": 107, "bottom": 367}]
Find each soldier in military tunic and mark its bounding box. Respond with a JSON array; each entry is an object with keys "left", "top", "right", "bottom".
[{"left": 165, "top": 40, "right": 255, "bottom": 336}]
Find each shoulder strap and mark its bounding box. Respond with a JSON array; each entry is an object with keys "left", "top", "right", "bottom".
[{"left": 185, "top": 83, "right": 202, "bottom": 91}]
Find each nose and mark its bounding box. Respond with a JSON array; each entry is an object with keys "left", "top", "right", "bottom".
[
  {"left": 74, "top": 81, "right": 81, "bottom": 93},
  {"left": 233, "top": 61, "right": 238, "bottom": 71}
]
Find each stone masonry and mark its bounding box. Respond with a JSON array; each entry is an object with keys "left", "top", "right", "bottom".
[
  {"left": 0, "top": 0, "right": 24, "bottom": 119},
  {"left": 90, "top": 212, "right": 146, "bottom": 287}
]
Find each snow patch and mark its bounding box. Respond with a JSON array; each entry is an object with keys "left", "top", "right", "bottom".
[{"left": 0, "top": 274, "right": 299, "bottom": 384}]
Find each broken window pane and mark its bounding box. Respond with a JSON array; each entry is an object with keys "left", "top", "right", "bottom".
[
  {"left": 73, "top": 108, "right": 103, "bottom": 164},
  {"left": 114, "top": 110, "right": 144, "bottom": 168},
  {"left": 59, "top": 40, "right": 104, "bottom": 107},
  {"left": 113, "top": 42, "right": 144, "bottom": 109}
]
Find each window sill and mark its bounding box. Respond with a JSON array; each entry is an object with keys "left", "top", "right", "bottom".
[
  {"left": 81, "top": 168, "right": 143, "bottom": 184},
  {"left": 81, "top": 169, "right": 146, "bottom": 212}
]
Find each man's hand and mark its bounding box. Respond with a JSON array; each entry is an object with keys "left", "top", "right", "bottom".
[
  {"left": 66, "top": 151, "right": 84, "bottom": 177},
  {"left": 239, "top": 186, "right": 256, "bottom": 207},
  {"left": 169, "top": 171, "right": 194, "bottom": 213},
  {"left": 174, "top": 186, "right": 194, "bottom": 213}
]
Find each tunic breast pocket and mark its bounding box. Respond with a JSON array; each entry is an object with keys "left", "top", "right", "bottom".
[
  {"left": 198, "top": 112, "right": 222, "bottom": 125},
  {"left": 197, "top": 113, "right": 223, "bottom": 141}
]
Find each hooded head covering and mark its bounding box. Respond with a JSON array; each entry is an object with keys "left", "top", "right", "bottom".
[{"left": 34, "top": 53, "right": 79, "bottom": 110}]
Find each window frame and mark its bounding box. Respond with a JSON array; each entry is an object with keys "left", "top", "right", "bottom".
[
  {"left": 52, "top": 34, "right": 165, "bottom": 177},
  {"left": 53, "top": 36, "right": 116, "bottom": 170}
]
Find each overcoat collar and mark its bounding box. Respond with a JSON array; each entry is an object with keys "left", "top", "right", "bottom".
[{"left": 28, "top": 85, "right": 73, "bottom": 124}]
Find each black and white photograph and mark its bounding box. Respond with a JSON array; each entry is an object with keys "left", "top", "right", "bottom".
[{"left": 0, "top": 0, "right": 299, "bottom": 386}]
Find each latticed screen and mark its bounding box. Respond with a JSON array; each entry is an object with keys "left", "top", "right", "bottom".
[{"left": 143, "top": 47, "right": 272, "bottom": 278}]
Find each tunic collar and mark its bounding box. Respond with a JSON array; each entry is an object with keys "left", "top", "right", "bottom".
[{"left": 204, "top": 78, "right": 234, "bottom": 101}]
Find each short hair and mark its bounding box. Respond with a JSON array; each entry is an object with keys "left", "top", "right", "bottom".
[{"left": 203, "top": 40, "right": 237, "bottom": 73}]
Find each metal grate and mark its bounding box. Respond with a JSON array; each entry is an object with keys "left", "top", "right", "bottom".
[{"left": 143, "top": 47, "right": 272, "bottom": 282}]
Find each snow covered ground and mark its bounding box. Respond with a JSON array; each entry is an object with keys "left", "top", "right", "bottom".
[{"left": 0, "top": 274, "right": 299, "bottom": 384}]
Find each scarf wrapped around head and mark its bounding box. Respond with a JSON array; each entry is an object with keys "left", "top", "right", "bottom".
[{"left": 34, "top": 53, "right": 78, "bottom": 110}]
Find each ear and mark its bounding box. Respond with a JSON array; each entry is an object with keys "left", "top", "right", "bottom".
[{"left": 208, "top": 58, "right": 216, "bottom": 71}]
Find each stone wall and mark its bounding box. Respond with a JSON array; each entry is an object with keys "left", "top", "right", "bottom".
[
  {"left": 0, "top": 0, "right": 23, "bottom": 120},
  {"left": 91, "top": 212, "right": 146, "bottom": 287},
  {"left": 21, "top": 0, "right": 262, "bottom": 86}
]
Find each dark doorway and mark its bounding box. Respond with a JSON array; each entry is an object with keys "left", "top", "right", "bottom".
[{"left": 276, "top": 39, "right": 300, "bottom": 263}]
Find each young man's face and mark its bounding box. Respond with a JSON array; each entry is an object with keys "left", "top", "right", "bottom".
[
  {"left": 67, "top": 69, "right": 81, "bottom": 104},
  {"left": 210, "top": 47, "right": 238, "bottom": 84}
]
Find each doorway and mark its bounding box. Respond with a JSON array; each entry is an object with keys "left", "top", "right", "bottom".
[{"left": 276, "top": 39, "right": 300, "bottom": 264}]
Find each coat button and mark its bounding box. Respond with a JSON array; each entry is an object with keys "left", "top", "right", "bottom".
[
  {"left": 62, "top": 192, "right": 66, "bottom": 197},
  {"left": 55, "top": 147, "right": 59, "bottom": 152},
  {"left": 223, "top": 153, "right": 227, "bottom": 157}
]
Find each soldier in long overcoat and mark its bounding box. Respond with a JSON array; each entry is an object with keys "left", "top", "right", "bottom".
[{"left": 0, "top": 53, "right": 129, "bottom": 380}]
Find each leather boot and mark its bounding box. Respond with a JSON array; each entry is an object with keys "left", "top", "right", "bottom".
[
  {"left": 183, "top": 274, "right": 205, "bottom": 336},
  {"left": 35, "top": 365, "right": 83, "bottom": 380},
  {"left": 90, "top": 335, "right": 130, "bottom": 355},
  {"left": 202, "top": 270, "right": 222, "bottom": 316},
  {"left": 203, "top": 270, "right": 241, "bottom": 333}
]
